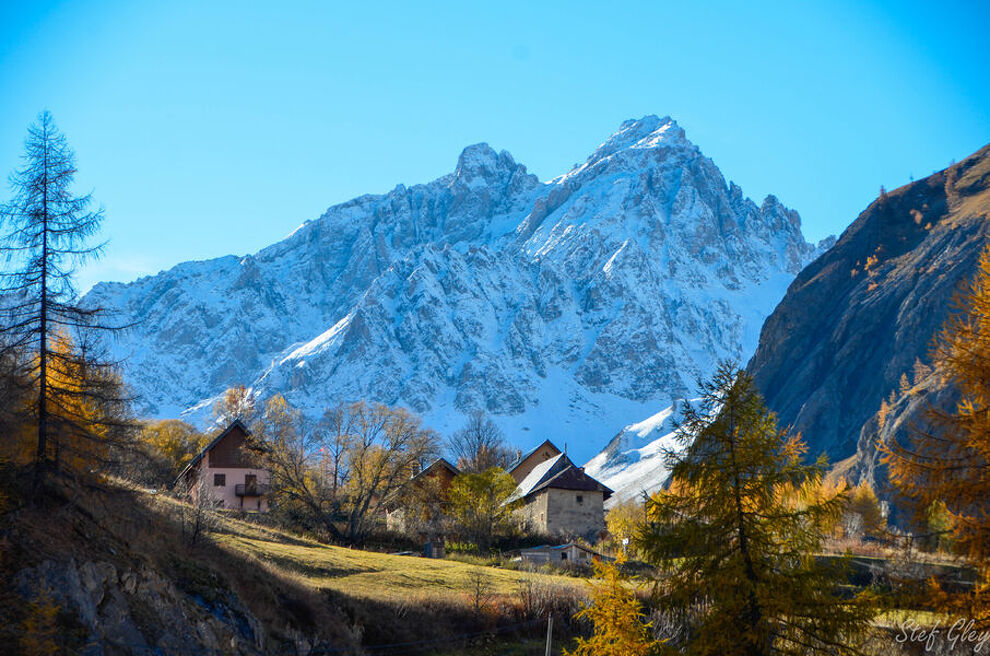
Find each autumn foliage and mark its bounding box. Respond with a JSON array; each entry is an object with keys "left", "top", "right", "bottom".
[
  {"left": 565, "top": 554, "right": 664, "bottom": 656},
  {"left": 639, "top": 365, "right": 875, "bottom": 656},
  {"left": 883, "top": 244, "right": 990, "bottom": 620}
]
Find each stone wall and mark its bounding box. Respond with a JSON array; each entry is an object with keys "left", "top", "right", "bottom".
[{"left": 518, "top": 489, "right": 605, "bottom": 541}]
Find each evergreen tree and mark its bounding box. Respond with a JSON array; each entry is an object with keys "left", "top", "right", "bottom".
[
  {"left": 638, "top": 364, "right": 875, "bottom": 656},
  {"left": 883, "top": 244, "right": 990, "bottom": 617},
  {"left": 0, "top": 111, "right": 133, "bottom": 476}
]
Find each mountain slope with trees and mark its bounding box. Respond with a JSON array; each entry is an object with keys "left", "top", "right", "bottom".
[
  {"left": 588, "top": 143, "right": 990, "bottom": 505},
  {"left": 747, "top": 144, "right": 990, "bottom": 471}
]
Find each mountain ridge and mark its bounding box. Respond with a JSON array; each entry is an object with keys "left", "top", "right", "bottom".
[
  {"left": 748, "top": 143, "right": 990, "bottom": 463},
  {"left": 86, "top": 116, "right": 818, "bottom": 462},
  {"left": 586, "top": 143, "right": 990, "bottom": 504}
]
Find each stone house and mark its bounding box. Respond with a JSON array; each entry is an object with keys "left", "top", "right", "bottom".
[
  {"left": 508, "top": 440, "right": 562, "bottom": 483},
  {"left": 385, "top": 457, "right": 460, "bottom": 539},
  {"left": 507, "top": 441, "right": 612, "bottom": 542},
  {"left": 174, "top": 420, "right": 270, "bottom": 512}
]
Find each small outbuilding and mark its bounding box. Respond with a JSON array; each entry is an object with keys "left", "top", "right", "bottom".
[{"left": 518, "top": 542, "right": 610, "bottom": 567}]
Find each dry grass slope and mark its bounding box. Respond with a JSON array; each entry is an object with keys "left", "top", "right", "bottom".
[
  {"left": 0, "top": 472, "right": 588, "bottom": 655},
  {"left": 144, "top": 493, "right": 584, "bottom": 603}
]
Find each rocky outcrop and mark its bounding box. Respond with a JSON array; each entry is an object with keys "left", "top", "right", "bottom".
[
  {"left": 14, "top": 558, "right": 266, "bottom": 655},
  {"left": 747, "top": 144, "right": 990, "bottom": 464}
]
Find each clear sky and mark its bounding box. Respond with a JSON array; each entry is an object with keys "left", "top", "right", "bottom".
[{"left": 1, "top": 0, "right": 988, "bottom": 293}]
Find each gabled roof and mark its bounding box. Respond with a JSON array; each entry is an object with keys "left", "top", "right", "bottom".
[
  {"left": 520, "top": 542, "right": 603, "bottom": 556},
  {"left": 507, "top": 439, "right": 561, "bottom": 475},
  {"left": 173, "top": 419, "right": 252, "bottom": 487},
  {"left": 413, "top": 457, "right": 460, "bottom": 481},
  {"left": 519, "top": 543, "right": 613, "bottom": 562},
  {"left": 507, "top": 453, "right": 613, "bottom": 503}
]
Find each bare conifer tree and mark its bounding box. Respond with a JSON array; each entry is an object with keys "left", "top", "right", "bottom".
[{"left": 0, "top": 111, "right": 134, "bottom": 477}]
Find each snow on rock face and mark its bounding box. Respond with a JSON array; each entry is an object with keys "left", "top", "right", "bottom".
[
  {"left": 85, "top": 116, "right": 819, "bottom": 466},
  {"left": 583, "top": 403, "right": 686, "bottom": 507}
]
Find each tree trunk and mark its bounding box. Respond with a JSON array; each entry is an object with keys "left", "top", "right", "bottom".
[{"left": 37, "top": 126, "right": 50, "bottom": 469}]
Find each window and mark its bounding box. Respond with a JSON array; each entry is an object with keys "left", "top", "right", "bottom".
[
  {"left": 214, "top": 473, "right": 226, "bottom": 486},
  {"left": 576, "top": 494, "right": 583, "bottom": 504},
  {"left": 561, "top": 552, "right": 568, "bottom": 561}
]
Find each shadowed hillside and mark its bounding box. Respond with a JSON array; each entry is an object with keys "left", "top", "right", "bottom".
[
  {"left": 748, "top": 144, "right": 990, "bottom": 468},
  {"left": 0, "top": 469, "right": 583, "bottom": 655}
]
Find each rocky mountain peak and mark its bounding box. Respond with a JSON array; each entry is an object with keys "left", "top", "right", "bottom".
[
  {"left": 579, "top": 115, "right": 690, "bottom": 170},
  {"left": 86, "top": 116, "right": 817, "bottom": 465},
  {"left": 452, "top": 143, "right": 528, "bottom": 189}
]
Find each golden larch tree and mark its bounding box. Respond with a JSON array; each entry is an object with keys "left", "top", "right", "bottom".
[
  {"left": 565, "top": 554, "right": 665, "bottom": 656},
  {"left": 883, "top": 244, "right": 990, "bottom": 619},
  {"left": 639, "top": 365, "right": 876, "bottom": 656}
]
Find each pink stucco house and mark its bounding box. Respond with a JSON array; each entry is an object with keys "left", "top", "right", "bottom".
[{"left": 175, "top": 420, "right": 271, "bottom": 512}]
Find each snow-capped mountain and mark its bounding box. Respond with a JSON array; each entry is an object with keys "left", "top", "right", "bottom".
[
  {"left": 583, "top": 403, "right": 685, "bottom": 507},
  {"left": 86, "top": 115, "right": 820, "bottom": 465}
]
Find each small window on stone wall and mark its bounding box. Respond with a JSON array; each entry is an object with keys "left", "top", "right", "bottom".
[
  {"left": 214, "top": 473, "right": 226, "bottom": 486},
  {"left": 576, "top": 494, "right": 583, "bottom": 504}
]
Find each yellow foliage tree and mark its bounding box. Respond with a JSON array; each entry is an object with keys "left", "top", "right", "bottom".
[
  {"left": 565, "top": 554, "right": 664, "bottom": 656},
  {"left": 136, "top": 419, "right": 209, "bottom": 483},
  {"left": 212, "top": 384, "right": 257, "bottom": 426},
  {"left": 448, "top": 467, "right": 521, "bottom": 552},
  {"left": 606, "top": 497, "right": 646, "bottom": 555},
  {"left": 639, "top": 365, "right": 876, "bottom": 656},
  {"left": 883, "top": 245, "right": 990, "bottom": 619},
  {"left": 844, "top": 481, "right": 886, "bottom": 540},
  {"left": 40, "top": 332, "right": 130, "bottom": 477}
]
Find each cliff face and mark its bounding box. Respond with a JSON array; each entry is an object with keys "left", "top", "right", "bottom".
[{"left": 747, "top": 144, "right": 990, "bottom": 463}]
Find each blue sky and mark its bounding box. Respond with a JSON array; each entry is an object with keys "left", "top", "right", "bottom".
[{"left": 1, "top": 0, "right": 988, "bottom": 293}]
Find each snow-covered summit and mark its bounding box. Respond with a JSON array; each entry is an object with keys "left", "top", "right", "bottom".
[
  {"left": 584, "top": 403, "right": 686, "bottom": 506},
  {"left": 558, "top": 115, "right": 690, "bottom": 183},
  {"left": 590, "top": 115, "right": 688, "bottom": 160},
  {"left": 86, "top": 115, "right": 821, "bottom": 466},
  {"left": 453, "top": 143, "right": 522, "bottom": 187}
]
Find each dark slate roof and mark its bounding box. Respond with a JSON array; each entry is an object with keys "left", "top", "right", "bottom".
[
  {"left": 172, "top": 419, "right": 252, "bottom": 487},
  {"left": 508, "top": 452, "right": 613, "bottom": 502},
  {"left": 538, "top": 465, "right": 613, "bottom": 499}
]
